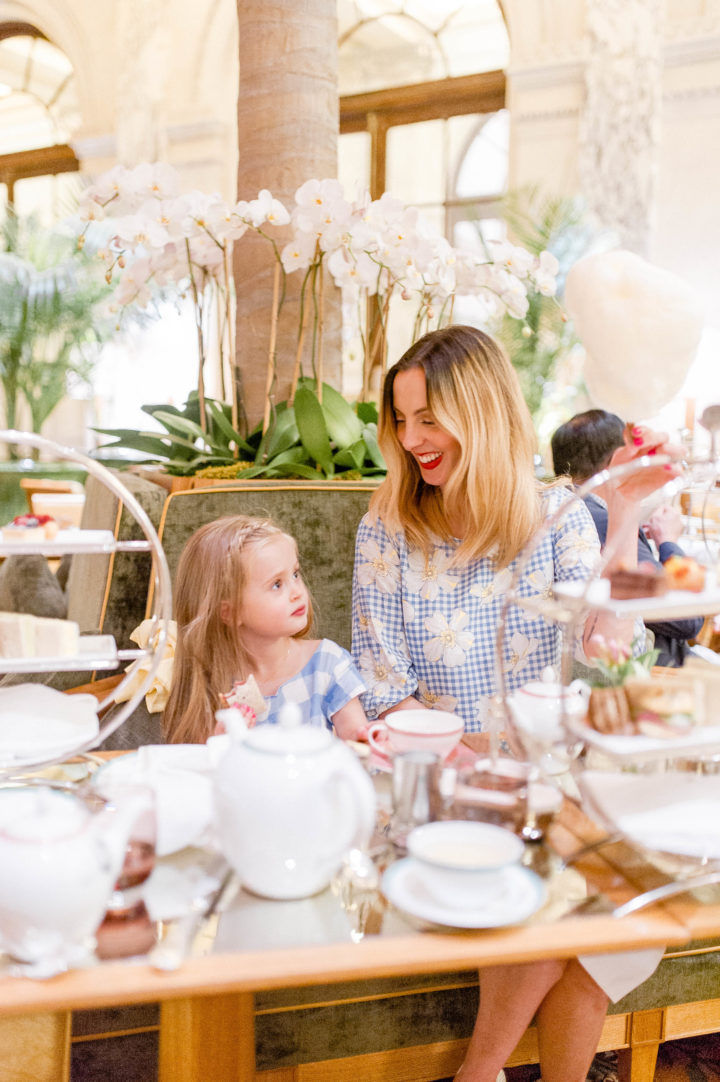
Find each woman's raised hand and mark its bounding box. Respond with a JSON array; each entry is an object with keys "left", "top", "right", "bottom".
[{"left": 607, "top": 424, "right": 685, "bottom": 506}]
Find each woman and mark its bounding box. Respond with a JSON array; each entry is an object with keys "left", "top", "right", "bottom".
[{"left": 351, "top": 325, "right": 680, "bottom": 1082}]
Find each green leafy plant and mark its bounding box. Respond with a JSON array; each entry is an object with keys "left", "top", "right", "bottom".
[
  {"left": 0, "top": 210, "right": 113, "bottom": 456},
  {"left": 93, "top": 378, "right": 386, "bottom": 480},
  {"left": 484, "top": 188, "right": 599, "bottom": 418},
  {"left": 588, "top": 635, "right": 660, "bottom": 687}
]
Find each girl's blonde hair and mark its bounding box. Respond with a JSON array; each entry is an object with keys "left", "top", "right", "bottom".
[
  {"left": 371, "top": 324, "right": 541, "bottom": 568},
  {"left": 163, "top": 515, "right": 313, "bottom": 744}
]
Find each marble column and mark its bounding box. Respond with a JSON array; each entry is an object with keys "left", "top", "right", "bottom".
[
  {"left": 234, "top": 0, "right": 341, "bottom": 429},
  {"left": 578, "top": 0, "right": 662, "bottom": 256}
]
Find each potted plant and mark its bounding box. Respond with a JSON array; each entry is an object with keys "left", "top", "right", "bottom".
[
  {"left": 76, "top": 163, "right": 560, "bottom": 487},
  {"left": 0, "top": 210, "right": 116, "bottom": 520}
]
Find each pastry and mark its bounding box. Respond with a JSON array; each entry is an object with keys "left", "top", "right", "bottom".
[
  {"left": 220, "top": 673, "right": 267, "bottom": 723},
  {"left": 0, "top": 611, "right": 79, "bottom": 658},
  {"left": 663, "top": 554, "right": 706, "bottom": 592},
  {"left": 586, "top": 686, "right": 633, "bottom": 734},
  {"left": 608, "top": 562, "right": 668, "bottom": 600},
  {"left": 0, "top": 612, "right": 34, "bottom": 657},
  {"left": 1, "top": 514, "right": 59, "bottom": 543}
]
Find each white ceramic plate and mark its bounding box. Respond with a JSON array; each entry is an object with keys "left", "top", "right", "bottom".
[
  {"left": 0, "top": 684, "right": 99, "bottom": 764},
  {"left": 567, "top": 715, "right": 720, "bottom": 763},
  {"left": 553, "top": 580, "right": 720, "bottom": 622},
  {"left": 381, "top": 858, "right": 546, "bottom": 929}
]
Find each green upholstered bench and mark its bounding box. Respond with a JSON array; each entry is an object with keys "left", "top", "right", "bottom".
[
  {"left": 151, "top": 480, "right": 379, "bottom": 652},
  {"left": 251, "top": 943, "right": 720, "bottom": 1082},
  {"left": 65, "top": 476, "right": 378, "bottom": 747}
]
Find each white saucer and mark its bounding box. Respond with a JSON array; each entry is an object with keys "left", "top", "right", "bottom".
[{"left": 381, "top": 858, "right": 546, "bottom": 929}]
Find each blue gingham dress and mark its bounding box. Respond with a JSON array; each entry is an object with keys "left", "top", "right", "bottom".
[
  {"left": 351, "top": 487, "right": 601, "bottom": 732},
  {"left": 262, "top": 639, "right": 366, "bottom": 731}
]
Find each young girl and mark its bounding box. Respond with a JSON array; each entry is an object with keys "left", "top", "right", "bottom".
[{"left": 163, "top": 515, "right": 368, "bottom": 744}]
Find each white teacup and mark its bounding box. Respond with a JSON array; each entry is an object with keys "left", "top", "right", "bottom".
[
  {"left": 367, "top": 709, "right": 464, "bottom": 761},
  {"left": 406, "top": 819, "right": 524, "bottom": 910}
]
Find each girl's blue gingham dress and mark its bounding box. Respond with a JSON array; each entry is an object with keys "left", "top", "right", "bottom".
[{"left": 262, "top": 638, "right": 366, "bottom": 731}]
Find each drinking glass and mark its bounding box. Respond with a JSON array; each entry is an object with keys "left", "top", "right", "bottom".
[{"left": 94, "top": 781, "right": 157, "bottom": 921}]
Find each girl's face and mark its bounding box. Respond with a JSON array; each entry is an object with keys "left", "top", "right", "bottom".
[
  {"left": 392, "top": 366, "right": 461, "bottom": 490},
  {"left": 235, "top": 534, "right": 309, "bottom": 641}
]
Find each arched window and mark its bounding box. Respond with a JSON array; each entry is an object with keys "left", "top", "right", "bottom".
[
  {"left": 0, "top": 23, "right": 81, "bottom": 220},
  {"left": 338, "top": 0, "right": 509, "bottom": 242}
]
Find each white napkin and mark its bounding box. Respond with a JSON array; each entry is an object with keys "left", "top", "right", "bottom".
[
  {"left": 580, "top": 770, "right": 720, "bottom": 859},
  {"left": 144, "top": 861, "right": 225, "bottom": 922},
  {"left": 0, "top": 684, "right": 98, "bottom": 759},
  {"left": 93, "top": 744, "right": 215, "bottom": 856}
]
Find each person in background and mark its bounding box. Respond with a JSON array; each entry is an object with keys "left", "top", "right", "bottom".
[
  {"left": 351, "top": 325, "right": 681, "bottom": 1082},
  {"left": 550, "top": 408, "right": 702, "bottom": 666},
  {"left": 163, "top": 515, "right": 368, "bottom": 743}
]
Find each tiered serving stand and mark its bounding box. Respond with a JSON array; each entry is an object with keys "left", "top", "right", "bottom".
[
  {"left": 0, "top": 429, "right": 172, "bottom": 773},
  {"left": 495, "top": 418, "right": 720, "bottom": 913}
]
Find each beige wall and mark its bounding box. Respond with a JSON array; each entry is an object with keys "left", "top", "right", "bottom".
[{"left": 504, "top": 0, "right": 720, "bottom": 333}]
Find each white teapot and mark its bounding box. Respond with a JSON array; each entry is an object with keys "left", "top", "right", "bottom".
[
  {"left": 214, "top": 708, "right": 377, "bottom": 900},
  {"left": 0, "top": 784, "right": 132, "bottom": 968},
  {"left": 507, "top": 667, "right": 590, "bottom": 747}
]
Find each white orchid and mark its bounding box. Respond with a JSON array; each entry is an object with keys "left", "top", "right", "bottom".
[{"left": 77, "top": 162, "right": 558, "bottom": 433}]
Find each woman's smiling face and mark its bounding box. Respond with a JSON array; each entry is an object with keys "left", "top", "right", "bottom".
[{"left": 392, "top": 366, "right": 461, "bottom": 490}]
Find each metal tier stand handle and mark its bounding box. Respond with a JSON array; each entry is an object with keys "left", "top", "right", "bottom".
[
  {"left": 0, "top": 428, "right": 172, "bottom": 769},
  {"left": 493, "top": 451, "right": 682, "bottom": 741}
]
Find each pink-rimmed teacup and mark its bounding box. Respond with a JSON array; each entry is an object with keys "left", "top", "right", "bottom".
[{"left": 367, "top": 709, "right": 464, "bottom": 761}]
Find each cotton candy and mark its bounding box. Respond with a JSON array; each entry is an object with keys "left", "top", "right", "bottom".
[{"left": 565, "top": 250, "right": 705, "bottom": 420}]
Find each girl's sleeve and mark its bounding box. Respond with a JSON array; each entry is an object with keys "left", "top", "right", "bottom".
[
  {"left": 351, "top": 515, "right": 417, "bottom": 719},
  {"left": 323, "top": 645, "right": 366, "bottom": 718}
]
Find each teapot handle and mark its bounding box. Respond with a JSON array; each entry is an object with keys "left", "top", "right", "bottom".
[
  {"left": 569, "top": 679, "right": 591, "bottom": 704},
  {"left": 325, "top": 748, "right": 377, "bottom": 855}
]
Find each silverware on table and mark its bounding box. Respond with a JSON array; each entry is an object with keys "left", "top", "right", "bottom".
[{"left": 148, "top": 865, "right": 236, "bottom": 972}]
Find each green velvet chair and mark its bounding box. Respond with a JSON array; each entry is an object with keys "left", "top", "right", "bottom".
[{"left": 151, "top": 480, "right": 379, "bottom": 651}]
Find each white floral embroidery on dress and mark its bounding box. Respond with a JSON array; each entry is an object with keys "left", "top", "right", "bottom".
[
  {"left": 470, "top": 566, "right": 512, "bottom": 601},
  {"left": 357, "top": 538, "right": 401, "bottom": 594},
  {"left": 556, "top": 528, "right": 600, "bottom": 572},
  {"left": 402, "top": 599, "right": 416, "bottom": 624},
  {"left": 505, "top": 630, "right": 540, "bottom": 675},
  {"left": 357, "top": 647, "right": 408, "bottom": 698},
  {"left": 417, "top": 680, "right": 459, "bottom": 713},
  {"left": 406, "top": 548, "right": 458, "bottom": 601},
  {"left": 423, "top": 611, "right": 474, "bottom": 668}
]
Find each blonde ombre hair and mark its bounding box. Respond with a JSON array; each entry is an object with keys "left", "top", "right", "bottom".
[
  {"left": 163, "top": 515, "right": 313, "bottom": 744},
  {"left": 371, "top": 324, "right": 542, "bottom": 568}
]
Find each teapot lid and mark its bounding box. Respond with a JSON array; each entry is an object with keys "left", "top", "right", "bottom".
[
  {"left": 516, "top": 666, "right": 564, "bottom": 698},
  {"left": 0, "top": 787, "right": 89, "bottom": 841},
  {"left": 244, "top": 704, "right": 333, "bottom": 755}
]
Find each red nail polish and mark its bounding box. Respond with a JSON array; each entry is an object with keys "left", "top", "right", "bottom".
[
  {"left": 664, "top": 464, "right": 673, "bottom": 471},
  {"left": 632, "top": 426, "right": 642, "bottom": 436},
  {"left": 633, "top": 436, "right": 643, "bottom": 445},
  {"left": 648, "top": 448, "right": 657, "bottom": 456}
]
